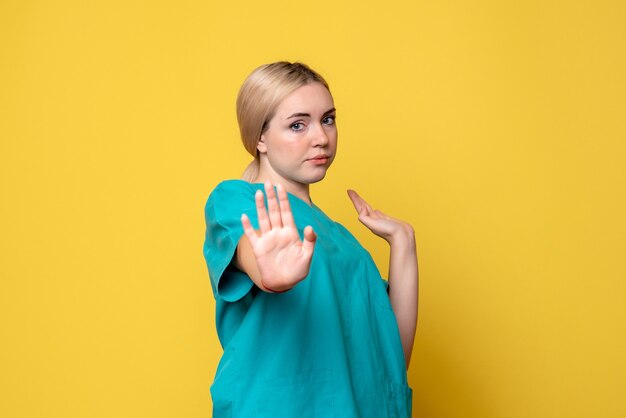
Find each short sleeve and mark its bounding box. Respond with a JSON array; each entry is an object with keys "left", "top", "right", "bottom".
[{"left": 203, "top": 180, "right": 259, "bottom": 302}]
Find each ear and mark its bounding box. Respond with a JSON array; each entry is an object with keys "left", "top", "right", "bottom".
[{"left": 257, "top": 135, "right": 267, "bottom": 154}]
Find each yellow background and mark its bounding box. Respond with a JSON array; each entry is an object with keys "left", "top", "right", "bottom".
[{"left": 1, "top": 1, "right": 625, "bottom": 417}]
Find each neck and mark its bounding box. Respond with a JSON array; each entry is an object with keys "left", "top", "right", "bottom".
[{"left": 253, "top": 170, "right": 312, "bottom": 206}]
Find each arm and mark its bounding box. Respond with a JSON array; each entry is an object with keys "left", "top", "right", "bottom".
[
  {"left": 387, "top": 227, "right": 419, "bottom": 368},
  {"left": 347, "top": 189, "right": 419, "bottom": 370},
  {"left": 235, "top": 181, "right": 317, "bottom": 293}
]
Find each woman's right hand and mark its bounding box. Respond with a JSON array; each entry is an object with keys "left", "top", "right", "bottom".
[{"left": 240, "top": 181, "right": 317, "bottom": 292}]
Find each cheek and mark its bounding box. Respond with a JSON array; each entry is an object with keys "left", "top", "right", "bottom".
[
  {"left": 268, "top": 139, "right": 307, "bottom": 165},
  {"left": 281, "top": 139, "right": 309, "bottom": 156}
]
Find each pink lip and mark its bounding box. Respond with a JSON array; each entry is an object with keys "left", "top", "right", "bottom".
[
  {"left": 308, "top": 154, "right": 330, "bottom": 161},
  {"left": 308, "top": 155, "right": 330, "bottom": 165}
]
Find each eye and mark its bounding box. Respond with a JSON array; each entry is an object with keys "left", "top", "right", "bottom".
[
  {"left": 290, "top": 122, "right": 305, "bottom": 132},
  {"left": 322, "top": 115, "right": 336, "bottom": 125}
]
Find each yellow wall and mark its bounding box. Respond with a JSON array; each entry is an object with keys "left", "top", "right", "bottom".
[{"left": 1, "top": 1, "right": 624, "bottom": 417}]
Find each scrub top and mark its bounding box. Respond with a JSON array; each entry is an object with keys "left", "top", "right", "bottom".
[{"left": 203, "top": 179, "right": 412, "bottom": 418}]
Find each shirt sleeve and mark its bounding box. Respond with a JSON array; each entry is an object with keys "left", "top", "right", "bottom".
[{"left": 203, "top": 180, "right": 259, "bottom": 302}]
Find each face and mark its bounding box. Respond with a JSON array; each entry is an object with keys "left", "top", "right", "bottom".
[{"left": 257, "top": 82, "right": 337, "bottom": 187}]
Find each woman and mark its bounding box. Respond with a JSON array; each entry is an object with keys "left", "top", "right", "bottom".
[{"left": 203, "top": 61, "right": 418, "bottom": 417}]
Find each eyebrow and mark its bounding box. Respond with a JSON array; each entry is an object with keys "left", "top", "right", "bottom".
[{"left": 285, "top": 107, "right": 336, "bottom": 120}]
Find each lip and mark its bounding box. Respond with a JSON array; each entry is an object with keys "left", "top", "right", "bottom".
[
  {"left": 308, "top": 154, "right": 330, "bottom": 161},
  {"left": 307, "top": 154, "right": 330, "bottom": 165}
]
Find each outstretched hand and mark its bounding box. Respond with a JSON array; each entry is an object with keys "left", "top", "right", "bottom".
[
  {"left": 347, "top": 189, "right": 414, "bottom": 244},
  {"left": 241, "top": 182, "right": 317, "bottom": 292}
]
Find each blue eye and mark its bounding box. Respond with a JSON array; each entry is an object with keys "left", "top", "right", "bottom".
[
  {"left": 290, "top": 122, "right": 304, "bottom": 131},
  {"left": 322, "top": 115, "right": 336, "bottom": 125}
]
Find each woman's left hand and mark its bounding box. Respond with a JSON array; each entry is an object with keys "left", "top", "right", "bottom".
[{"left": 347, "top": 189, "right": 414, "bottom": 244}]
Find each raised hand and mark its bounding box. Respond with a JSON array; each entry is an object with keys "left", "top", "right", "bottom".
[
  {"left": 347, "top": 189, "right": 414, "bottom": 244},
  {"left": 241, "top": 181, "right": 317, "bottom": 292}
]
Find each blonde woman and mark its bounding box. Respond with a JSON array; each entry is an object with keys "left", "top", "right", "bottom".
[{"left": 203, "top": 61, "right": 418, "bottom": 417}]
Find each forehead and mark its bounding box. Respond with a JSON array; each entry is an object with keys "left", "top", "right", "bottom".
[{"left": 274, "top": 82, "right": 334, "bottom": 118}]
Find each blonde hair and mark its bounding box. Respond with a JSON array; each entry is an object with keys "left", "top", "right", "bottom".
[{"left": 236, "top": 61, "right": 330, "bottom": 182}]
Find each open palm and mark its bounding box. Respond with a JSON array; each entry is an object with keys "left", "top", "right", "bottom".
[{"left": 241, "top": 182, "right": 317, "bottom": 291}]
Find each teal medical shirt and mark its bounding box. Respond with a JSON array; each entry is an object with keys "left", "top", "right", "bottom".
[{"left": 203, "top": 180, "right": 412, "bottom": 417}]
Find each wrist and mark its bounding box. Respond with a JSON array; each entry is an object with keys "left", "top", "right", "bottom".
[
  {"left": 261, "top": 278, "right": 292, "bottom": 293},
  {"left": 387, "top": 224, "right": 416, "bottom": 247}
]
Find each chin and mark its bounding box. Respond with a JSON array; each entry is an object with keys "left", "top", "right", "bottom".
[
  {"left": 297, "top": 171, "right": 328, "bottom": 185},
  {"left": 310, "top": 174, "right": 327, "bottom": 184}
]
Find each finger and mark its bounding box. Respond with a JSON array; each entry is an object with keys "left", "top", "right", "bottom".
[
  {"left": 357, "top": 212, "right": 378, "bottom": 230},
  {"left": 301, "top": 225, "right": 317, "bottom": 257},
  {"left": 373, "top": 209, "right": 390, "bottom": 219},
  {"left": 276, "top": 184, "right": 296, "bottom": 229},
  {"left": 241, "top": 213, "right": 259, "bottom": 246},
  {"left": 359, "top": 194, "right": 374, "bottom": 213},
  {"left": 347, "top": 189, "right": 373, "bottom": 214},
  {"left": 347, "top": 189, "right": 364, "bottom": 213},
  {"left": 265, "top": 181, "right": 283, "bottom": 229},
  {"left": 255, "top": 189, "right": 271, "bottom": 233}
]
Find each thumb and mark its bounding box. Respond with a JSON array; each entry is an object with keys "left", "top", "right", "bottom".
[
  {"left": 301, "top": 225, "right": 317, "bottom": 257},
  {"left": 347, "top": 189, "right": 363, "bottom": 213}
]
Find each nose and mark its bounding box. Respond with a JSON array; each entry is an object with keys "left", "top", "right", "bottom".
[{"left": 312, "top": 123, "right": 329, "bottom": 147}]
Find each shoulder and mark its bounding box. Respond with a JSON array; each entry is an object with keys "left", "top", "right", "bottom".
[
  {"left": 313, "top": 204, "right": 357, "bottom": 242},
  {"left": 333, "top": 221, "right": 366, "bottom": 249},
  {"left": 207, "top": 179, "right": 257, "bottom": 202},
  {"left": 333, "top": 221, "right": 355, "bottom": 239},
  {"left": 210, "top": 179, "right": 256, "bottom": 196},
  {"left": 205, "top": 179, "right": 258, "bottom": 219}
]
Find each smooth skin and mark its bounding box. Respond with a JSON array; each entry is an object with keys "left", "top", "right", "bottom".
[{"left": 232, "top": 82, "right": 418, "bottom": 368}]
